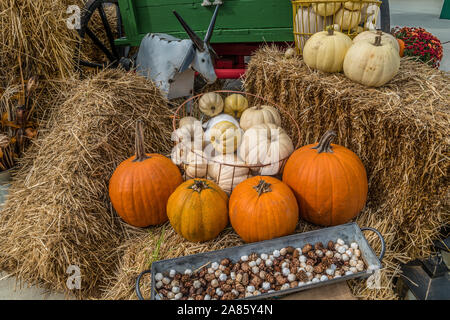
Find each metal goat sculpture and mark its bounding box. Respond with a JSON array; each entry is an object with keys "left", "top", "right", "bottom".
[{"left": 136, "top": 5, "right": 220, "bottom": 99}]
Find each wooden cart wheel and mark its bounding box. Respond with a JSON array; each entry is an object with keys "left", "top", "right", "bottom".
[{"left": 75, "top": 0, "right": 133, "bottom": 72}]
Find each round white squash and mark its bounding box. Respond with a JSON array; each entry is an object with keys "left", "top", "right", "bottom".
[
  {"left": 239, "top": 105, "right": 281, "bottom": 131},
  {"left": 344, "top": 1, "right": 364, "bottom": 11},
  {"left": 178, "top": 116, "right": 198, "bottom": 128},
  {"left": 335, "top": 8, "right": 362, "bottom": 31},
  {"left": 184, "top": 150, "right": 208, "bottom": 178},
  {"left": 172, "top": 120, "right": 204, "bottom": 151},
  {"left": 353, "top": 30, "right": 400, "bottom": 52},
  {"left": 198, "top": 92, "right": 224, "bottom": 117},
  {"left": 312, "top": 0, "right": 341, "bottom": 17},
  {"left": 303, "top": 29, "right": 353, "bottom": 73},
  {"left": 208, "top": 154, "right": 250, "bottom": 194},
  {"left": 294, "top": 6, "right": 328, "bottom": 50},
  {"left": 343, "top": 36, "right": 400, "bottom": 87},
  {"left": 238, "top": 123, "right": 294, "bottom": 176}
]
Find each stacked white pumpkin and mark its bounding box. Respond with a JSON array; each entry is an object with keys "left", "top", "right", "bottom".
[
  {"left": 295, "top": 0, "right": 381, "bottom": 50},
  {"left": 171, "top": 92, "right": 294, "bottom": 194},
  {"left": 303, "top": 27, "right": 401, "bottom": 87}
]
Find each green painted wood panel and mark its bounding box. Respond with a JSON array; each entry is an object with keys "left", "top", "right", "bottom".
[{"left": 116, "top": 0, "right": 294, "bottom": 46}]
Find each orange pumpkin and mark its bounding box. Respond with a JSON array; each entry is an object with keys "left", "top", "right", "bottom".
[
  {"left": 109, "top": 120, "right": 183, "bottom": 227},
  {"left": 397, "top": 39, "right": 405, "bottom": 57},
  {"left": 282, "top": 130, "right": 368, "bottom": 227},
  {"left": 229, "top": 176, "right": 298, "bottom": 243},
  {"left": 167, "top": 179, "right": 229, "bottom": 242}
]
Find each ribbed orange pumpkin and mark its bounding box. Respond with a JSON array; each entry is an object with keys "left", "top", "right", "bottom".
[
  {"left": 397, "top": 39, "right": 405, "bottom": 57},
  {"left": 109, "top": 120, "right": 183, "bottom": 227},
  {"left": 167, "top": 179, "right": 229, "bottom": 242},
  {"left": 282, "top": 130, "right": 368, "bottom": 227},
  {"left": 229, "top": 176, "right": 299, "bottom": 243}
]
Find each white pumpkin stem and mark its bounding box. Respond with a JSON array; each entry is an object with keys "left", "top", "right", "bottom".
[
  {"left": 133, "top": 120, "right": 150, "bottom": 162},
  {"left": 254, "top": 179, "right": 272, "bottom": 196},
  {"left": 374, "top": 35, "right": 382, "bottom": 46},
  {"left": 312, "top": 130, "right": 337, "bottom": 154},
  {"left": 327, "top": 27, "right": 334, "bottom": 36}
]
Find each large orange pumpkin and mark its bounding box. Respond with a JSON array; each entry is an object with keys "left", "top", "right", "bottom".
[
  {"left": 167, "top": 179, "right": 229, "bottom": 242},
  {"left": 282, "top": 130, "right": 368, "bottom": 227},
  {"left": 109, "top": 120, "right": 183, "bottom": 227},
  {"left": 229, "top": 176, "right": 298, "bottom": 243}
]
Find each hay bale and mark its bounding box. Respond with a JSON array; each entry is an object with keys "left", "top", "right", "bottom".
[
  {"left": 243, "top": 46, "right": 449, "bottom": 299},
  {"left": 0, "top": 69, "right": 173, "bottom": 299}
]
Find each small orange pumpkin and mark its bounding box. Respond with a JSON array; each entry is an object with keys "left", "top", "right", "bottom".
[
  {"left": 109, "top": 120, "right": 183, "bottom": 227},
  {"left": 229, "top": 176, "right": 299, "bottom": 243},
  {"left": 282, "top": 130, "right": 368, "bottom": 227},
  {"left": 167, "top": 179, "right": 229, "bottom": 242},
  {"left": 397, "top": 38, "right": 405, "bottom": 57}
]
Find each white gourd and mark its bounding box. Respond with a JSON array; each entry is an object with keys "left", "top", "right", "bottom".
[
  {"left": 238, "top": 123, "right": 294, "bottom": 176},
  {"left": 239, "top": 105, "right": 281, "bottom": 131},
  {"left": 208, "top": 154, "right": 250, "bottom": 194},
  {"left": 353, "top": 30, "right": 400, "bottom": 52},
  {"left": 335, "top": 8, "right": 361, "bottom": 31}
]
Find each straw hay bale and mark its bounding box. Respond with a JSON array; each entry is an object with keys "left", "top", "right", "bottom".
[
  {"left": 102, "top": 46, "right": 449, "bottom": 300},
  {"left": 0, "top": 69, "right": 173, "bottom": 299},
  {"left": 243, "top": 46, "right": 449, "bottom": 299}
]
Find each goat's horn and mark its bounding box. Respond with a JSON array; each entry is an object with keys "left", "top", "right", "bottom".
[
  {"left": 173, "top": 11, "right": 205, "bottom": 51},
  {"left": 204, "top": 4, "right": 220, "bottom": 44}
]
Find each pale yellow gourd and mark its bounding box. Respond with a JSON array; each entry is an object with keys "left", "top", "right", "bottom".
[
  {"left": 303, "top": 29, "right": 353, "bottom": 73},
  {"left": 239, "top": 105, "right": 281, "bottom": 131},
  {"left": 198, "top": 92, "right": 224, "bottom": 117},
  {"left": 224, "top": 94, "right": 249, "bottom": 118},
  {"left": 353, "top": 30, "right": 400, "bottom": 52},
  {"left": 312, "top": 0, "right": 341, "bottom": 17},
  {"left": 239, "top": 123, "right": 294, "bottom": 176},
  {"left": 343, "top": 36, "right": 400, "bottom": 87},
  {"left": 207, "top": 154, "right": 250, "bottom": 194},
  {"left": 209, "top": 121, "right": 243, "bottom": 154},
  {"left": 335, "top": 8, "right": 361, "bottom": 31},
  {"left": 344, "top": 1, "right": 364, "bottom": 11}
]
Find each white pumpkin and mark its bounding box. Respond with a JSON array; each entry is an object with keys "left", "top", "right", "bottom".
[
  {"left": 344, "top": 1, "right": 365, "bottom": 11},
  {"left": 207, "top": 154, "right": 250, "bottom": 194},
  {"left": 353, "top": 30, "right": 400, "bottom": 52},
  {"left": 335, "top": 8, "right": 362, "bottom": 31},
  {"left": 184, "top": 150, "right": 208, "bottom": 179},
  {"left": 239, "top": 105, "right": 281, "bottom": 131},
  {"left": 198, "top": 92, "right": 224, "bottom": 117},
  {"left": 178, "top": 116, "right": 198, "bottom": 128},
  {"left": 303, "top": 29, "right": 353, "bottom": 73},
  {"left": 294, "top": 6, "right": 328, "bottom": 50},
  {"left": 238, "top": 123, "right": 294, "bottom": 176},
  {"left": 172, "top": 120, "right": 204, "bottom": 151},
  {"left": 343, "top": 36, "right": 400, "bottom": 87},
  {"left": 312, "top": 0, "right": 341, "bottom": 17}
]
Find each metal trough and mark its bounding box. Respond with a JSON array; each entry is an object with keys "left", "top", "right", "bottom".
[{"left": 136, "top": 222, "right": 385, "bottom": 300}]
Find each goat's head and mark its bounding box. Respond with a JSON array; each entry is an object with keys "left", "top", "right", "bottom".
[{"left": 173, "top": 5, "right": 220, "bottom": 84}]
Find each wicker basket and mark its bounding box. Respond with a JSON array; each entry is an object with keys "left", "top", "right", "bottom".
[
  {"left": 292, "top": 0, "right": 382, "bottom": 53},
  {"left": 172, "top": 90, "right": 301, "bottom": 194}
]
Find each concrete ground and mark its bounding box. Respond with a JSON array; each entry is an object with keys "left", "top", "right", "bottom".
[
  {"left": 0, "top": 0, "right": 448, "bottom": 300},
  {"left": 390, "top": 0, "right": 450, "bottom": 71}
]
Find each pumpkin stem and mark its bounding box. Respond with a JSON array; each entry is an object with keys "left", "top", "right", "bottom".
[
  {"left": 374, "top": 35, "right": 382, "bottom": 46},
  {"left": 327, "top": 27, "right": 334, "bottom": 36},
  {"left": 133, "top": 120, "right": 150, "bottom": 162},
  {"left": 253, "top": 179, "right": 272, "bottom": 196},
  {"left": 191, "top": 179, "right": 210, "bottom": 193},
  {"left": 312, "top": 130, "right": 337, "bottom": 154}
]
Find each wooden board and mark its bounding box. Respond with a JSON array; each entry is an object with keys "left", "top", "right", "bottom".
[{"left": 280, "top": 281, "right": 357, "bottom": 300}]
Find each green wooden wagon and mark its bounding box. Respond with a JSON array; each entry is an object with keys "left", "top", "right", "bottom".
[{"left": 76, "top": 0, "right": 391, "bottom": 78}]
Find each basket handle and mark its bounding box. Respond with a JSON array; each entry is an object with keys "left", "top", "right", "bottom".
[
  {"left": 360, "top": 227, "right": 386, "bottom": 262},
  {"left": 135, "top": 269, "right": 152, "bottom": 300}
]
